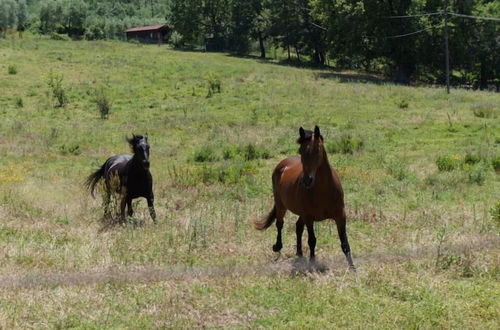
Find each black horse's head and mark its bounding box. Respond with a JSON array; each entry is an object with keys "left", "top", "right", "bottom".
[{"left": 128, "top": 134, "right": 150, "bottom": 169}]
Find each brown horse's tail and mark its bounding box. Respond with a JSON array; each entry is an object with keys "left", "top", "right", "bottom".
[
  {"left": 254, "top": 206, "right": 276, "bottom": 230},
  {"left": 85, "top": 163, "right": 106, "bottom": 198}
]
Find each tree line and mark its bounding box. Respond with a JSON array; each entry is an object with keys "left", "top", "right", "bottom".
[
  {"left": 0, "top": 0, "right": 498, "bottom": 89},
  {"left": 168, "top": 0, "right": 499, "bottom": 89}
]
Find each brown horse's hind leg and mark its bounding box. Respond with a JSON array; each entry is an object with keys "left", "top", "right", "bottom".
[
  {"left": 296, "top": 217, "right": 305, "bottom": 256},
  {"left": 272, "top": 206, "right": 286, "bottom": 252},
  {"left": 335, "top": 216, "right": 355, "bottom": 270},
  {"left": 306, "top": 221, "right": 316, "bottom": 260}
]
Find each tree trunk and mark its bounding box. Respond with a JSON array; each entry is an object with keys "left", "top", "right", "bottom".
[
  {"left": 479, "top": 60, "right": 488, "bottom": 90},
  {"left": 287, "top": 45, "right": 291, "bottom": 61},
  {"left": 258, "top": 31, "right": 265, "bottom": 58},
  {"left": 295, "top": 46, "right": 301, "bottom": 62}
]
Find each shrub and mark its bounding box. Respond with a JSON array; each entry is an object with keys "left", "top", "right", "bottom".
[
  {"left": 47, "top": 72, "right": 67, "bottom": 107},
  {"left": 15, "top": 97, "right": 23, "bottom": 108},
  {"left": 471, "top": 102, "right": 498, "bottom": 119},
  {"left": 59, "top": 143, "right": 81, "bottom": 155},
  {"left": 491, "top": 201, "right": 500, "bottom": 225},
  {"left": 170, "top": 31, "right": 183, "bottom": 48},
  {"left": 463, "top": 152, "right": 482, "bottom": 165},
  {"left": 8, "top": 65, "right": 17, "bottom": 75},
  {"left": 491, "top": 155, "right": 500, "bottom": 173},
  {"left": 206, "top": 73, "right": 221, "bottom": 98},
  {"left": 94, "top": 87, "right": 112, "bottom": 119},
  {"left": 50, "top": 32, "right": 70, "bottom": 41},
  {"left": 327, "top": 134, "right": 364, "bottom": 155},
  {"left": 385, "top": 158, "right": 409, "bottom": 181},
  {"left": 436, "top": 155, "right": 456, "bottom": 172},
  {"left": 194, "top": 146, "right": 218, "bottom": 162},
  {"left": 397, "top": 99, "right": 409, "bottom": 109},
  {"left": 468, "top": 162, "right": 487, "bottom": 185},
  {"left": 222, "top": 145, "right": 238, "bottom": 160}
]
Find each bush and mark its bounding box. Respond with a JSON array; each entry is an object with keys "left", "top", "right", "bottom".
[
  {"left": 385, "top": 157, "right": 409, "bottom": 181},
  {"left": 8, "top": 65, "right": 17, "bottom": 75},
  {"left": 59, "top": 143, "right": 81, "bottom": 155},
  {"left": 468, "top": 162, "right": 487, "bottom": 185},
  {"left": 397, "top": 99, "right": 409, "bottom": 109},
  {"left": 49, "top": 32, "right": 70, "bottom": 41},
  {"left": 463, "top": 152, "right": 482, "bottom": 165},
  {"left": 194, "top": 146, "right": 218, "bottom": 162},
  {"left": 94, "top": 87, "right": 112, "bottom": 119},
  {"left": 436, "top": 155, "right": 457, "bottom": 172},
  {"left": 170, "top": 31, "right": 183, "bottom": 48},
  {"left": 491, "top": 155, "right": 500, "bottom": 173},
  {"left": 47, "top": 72, "right": 67, "bottom": 108},
  {"left": 206, "top": 73, "right": 221, "bottom": 98},
  {"left": 471, "top": 102, "right": 498, "bottom": 119},
  {"left": 327, "top": 134, "right": 364, "bottom": 155},
  {"left": 15, "top": 97, "right": 23, "bottom": 108},
  {"left": 491, "top": 201, "right": 500, "bottom": 225}
]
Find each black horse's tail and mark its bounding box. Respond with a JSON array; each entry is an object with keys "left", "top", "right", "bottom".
[
  {"left": 254, "top": 205, "right": 276, "bottom": 230},
  {"left": 85, "top": 162, "right": 106, "bottom": 198}
]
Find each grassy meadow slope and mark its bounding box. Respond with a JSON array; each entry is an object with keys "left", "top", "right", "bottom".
[{"left": 0, "top": 36, "right": 499, "bottom": 328}]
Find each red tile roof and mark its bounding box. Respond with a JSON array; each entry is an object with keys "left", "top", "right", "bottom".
[{"left": 125, "top": 25, "right": 167, "bottom": 33}]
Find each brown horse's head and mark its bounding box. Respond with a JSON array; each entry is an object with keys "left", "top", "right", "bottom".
[
  {"left": 127, "top": 134, "right": 150, "bottom": 169},
  {"left": 297, "top": 126, "right": 324, "bottom": 189}
]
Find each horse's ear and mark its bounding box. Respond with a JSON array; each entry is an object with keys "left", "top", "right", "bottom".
[
  {"left": 299, "top": 127, "right": 305, "bottom": 139},
  {"left": 314, "top": 126, "right": 323, "bottom": 141}
]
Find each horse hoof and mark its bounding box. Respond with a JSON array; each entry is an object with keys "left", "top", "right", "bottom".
[{"left": 272, "top": 244, "right": 282, "bottom": 252}]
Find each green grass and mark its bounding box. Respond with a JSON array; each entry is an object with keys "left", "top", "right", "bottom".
[{"left": 0, "top": 35, "right": 499, "bottom": 328}]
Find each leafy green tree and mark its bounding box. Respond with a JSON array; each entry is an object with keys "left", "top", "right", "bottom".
[
  {"left": 17, "top": 0, "right": 27, "bottom": 36},
  {"left": 0, "top": 0, "right": 18, "bottom": 37}
]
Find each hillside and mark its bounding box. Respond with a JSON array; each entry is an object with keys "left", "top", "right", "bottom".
[{"left": 0, "top": 37, "right": 499, "bottom": 328}]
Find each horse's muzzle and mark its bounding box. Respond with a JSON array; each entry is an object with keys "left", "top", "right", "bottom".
[
  {"left": 303, "top": 175, "right": 314, "bottom": 189},
  {"left": 143, "top": 160, "right": 150, "bottom": 169}
]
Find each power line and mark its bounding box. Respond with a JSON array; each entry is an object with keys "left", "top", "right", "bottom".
[
  {"left": 449, "top": 12, "right": 500, "bottom": 22},
  {"left": 384, "top": 12, "right": 442, "bottom": 19},
  {"left": 385, "top": 25, "right": 438, "bottom": 39},
  {"left": 384, "top": 12, "right": 500, "bottom": 22}
]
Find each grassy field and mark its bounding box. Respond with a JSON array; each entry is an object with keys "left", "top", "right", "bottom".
[{"left": 0, "top": 35, "right": 499, "bottom": 328}]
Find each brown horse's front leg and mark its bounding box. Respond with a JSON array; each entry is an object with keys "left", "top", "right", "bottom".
[
  {"left": 296, "top": 217, "right": 305, "bottom": 257},
  {"left": 306, "top": 221, "right": 316, "bottom": 260},
  {"left": 336, "top": 216, "right": 356, "bottom": 271},
  {"left": 272, "top": 218, "right": 284, "bottom": 252},
  {"left": 147, "top": 197, "right": 156, "bottom": 224}
]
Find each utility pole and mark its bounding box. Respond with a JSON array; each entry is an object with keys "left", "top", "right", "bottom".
[{"left": 444, "top": 0, "right": 450, "bottom": 94}]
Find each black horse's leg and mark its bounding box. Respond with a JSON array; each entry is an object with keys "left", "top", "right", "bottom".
[
  {"left": 119, "top": 195, "right": 128, "bottom": 224},
  {"left": 272, "top": 217, "right": 284, "bottom": 252},
  {"left": 296, "top": 217, "right": 305, "bottom": 257},
  {"left": 127, "top": 199, "right": 133, "bottom": 217},
  {"left": 103, "top": 191, "right": 111, "bottom": 217},
  {"left": 336, "top": 216, "right": 355, "bottom": 270},
  {"left": 306, "top": 221, "right": 316, "bottom": 260},
  {"left": 147, "top": 196, "right": 156, "bottom": 224}
]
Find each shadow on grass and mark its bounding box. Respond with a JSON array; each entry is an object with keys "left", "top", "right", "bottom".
[
  {"left": 97, "top": 213, "right": 145, "bottom": 233},
  {"left": 290, "top": 257, "right": 329, "bottom": 275},
  {"left": 225, "top": 53, "right": 390, "bottom": 85}
]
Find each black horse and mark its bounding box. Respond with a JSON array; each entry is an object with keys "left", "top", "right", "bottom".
[{"left": 86, "top": 134, "right": 156, "bottom": 224}]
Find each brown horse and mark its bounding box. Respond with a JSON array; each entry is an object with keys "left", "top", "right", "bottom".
[{"left": 255, "top": 126, "right": 355, "bottom": 270}]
